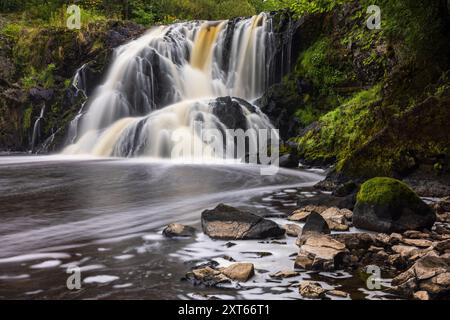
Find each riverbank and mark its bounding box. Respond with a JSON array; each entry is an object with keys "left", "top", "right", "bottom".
[{"left": 165, "top": 183, "right": 450, "bottom": 300}]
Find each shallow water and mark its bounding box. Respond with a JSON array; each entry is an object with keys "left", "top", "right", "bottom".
[{"left": 0, "top": 156, "right": 395, "bottom": 300}]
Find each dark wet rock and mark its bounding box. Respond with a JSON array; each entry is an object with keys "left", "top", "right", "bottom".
[
  {"left": 221, "top": 263, "right": 255, "bottom": 282},
  {"left": 298, "top": 212, "right": 330, "bottom": 241},
  {"left": 353, "top": 177, "right": 436, "bottom": 233},
  {"left": 332, "top": 181, "right": 358, "bottom": 197},
  {"left": 270, "top": 270, "right": 300, "bottom": 279},
  {"left": 297, "top": 193, "right": 356, "bottom": 210},
  {"left": 201, "top": 204, "right": 285, "bottom": 240},
  {"left": 210, "top": 97, "right": 253, "bottom": 131},
  {"left": 162, "top": 223, "right": 196, "bottom": 238},
  {"left": 279, "top": 153, "right": 299, "bottom": 168},
  {"left": 224, "top": 242, "right": 237, "bottom": 248}
]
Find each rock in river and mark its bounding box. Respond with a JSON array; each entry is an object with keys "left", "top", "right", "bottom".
[
  {"left": 221, "top": 263, "right": 255, "bottom": 282},
  {"left": 201, "top": 204, "right": 285, "bottom": 240},
  {"left": 353, "top": 177, "right": 436, "bottom": 233},
  {"left": 295, "top": 234, "right": 348, "bottom": 270},
  {"left": 163, "top": 223, "right": 196, "bottom": 238},
  {"left": 297, "top": 212, "right": 330, "bottom": 244},
  {"left": 299, "top": 281, "right": 326, "bottom": 299}
]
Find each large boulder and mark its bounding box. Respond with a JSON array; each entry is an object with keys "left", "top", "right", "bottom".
[
  {"left": 353, "top": 177, "right": 436, "bottom": 233},
  {"left": 201, "top": 204, "right": 285, "bottom": 240}
]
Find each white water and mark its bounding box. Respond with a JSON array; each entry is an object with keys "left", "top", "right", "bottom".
[{"left": 63, "top": 13, "right": 277, "bottom": 160}]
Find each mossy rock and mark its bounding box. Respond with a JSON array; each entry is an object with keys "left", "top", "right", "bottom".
[{"left": 353, "top": 177, "right": 436, "bottom": 233}]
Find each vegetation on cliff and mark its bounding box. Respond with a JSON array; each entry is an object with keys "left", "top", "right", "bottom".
[{"left": 263, "top": 0, "right": 450, "bottom": 179}]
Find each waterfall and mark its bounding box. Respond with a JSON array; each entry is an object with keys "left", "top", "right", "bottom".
[
  {"left": 63, "top": 13, "right": 278, "bottom": 161},
  {"left": 31, "top": 105, "right": 46, "bottom": 152}
]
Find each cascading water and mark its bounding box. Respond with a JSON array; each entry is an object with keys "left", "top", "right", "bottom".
[{"left": 63, "top": 13, "right": 278, "bottom": 161}]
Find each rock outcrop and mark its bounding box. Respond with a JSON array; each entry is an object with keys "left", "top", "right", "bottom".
[{"left": 201, "top": 204, "right": 285, "bottom": 240}]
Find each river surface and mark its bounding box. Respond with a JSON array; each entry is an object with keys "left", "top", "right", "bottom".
[{"left": 0, "top": 156, "right": 393, "bottom": 300}]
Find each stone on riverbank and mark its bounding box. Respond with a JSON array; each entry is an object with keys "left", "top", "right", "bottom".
[
  {"left": 289, "top": 206, "right": 351, "bottom": 231},
  {"left": 391, "top": 254, "right": 450, "bottom": 298},
  {"left": 295, "top": 234, "right": 347, "bottom": 270},
  {"left": 201, "top": 204, "right": 285, "bottom": 240},
  {"left": 353, "top": 177, "right": 436, "bottom": 233}
]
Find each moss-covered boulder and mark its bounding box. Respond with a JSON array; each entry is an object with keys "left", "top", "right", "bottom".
[{"left": 353, "top": 177, "right": 436, "bottom": 233}]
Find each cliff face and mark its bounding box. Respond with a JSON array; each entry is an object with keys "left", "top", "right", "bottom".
[
  {"left": 0, "top": 19, "right": 144, "bottom": 152},
  {"left": 258, "top": 0, "right": 450, "bottom": 180}
]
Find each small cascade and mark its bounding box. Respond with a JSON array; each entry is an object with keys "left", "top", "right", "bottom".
[
  {"left": 31, "top": 105, "right": 46, "bottom": 152},
  {"left": 63, "top": 13, "right": 281, "bottom": 162}
]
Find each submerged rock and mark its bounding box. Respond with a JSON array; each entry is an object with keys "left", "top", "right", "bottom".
[
  {"left": 353, "top": 177, "right": 436, "bottom": 233},
  {"left": 270, "top": 270, "right": 300, "bottom": 279},
  {"left": 163, "top": 223, "right": 196, "bottom": 238},
  {"left": 201, "top": 204, "right": 285, "bottom": 240}
]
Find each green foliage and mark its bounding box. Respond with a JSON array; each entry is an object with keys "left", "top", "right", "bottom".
[
  {"left": 214, "top": 0, "right": 256, "bottom": 19},
  {"left": 299, "top": 37, "right": 352, "bottom": 93},
  {"left": 295, "top": 105, "right": 317, "bottom": 126},
  {"left": 0, "top": 22, "right": 22, "bottom": 38},
  {"left": 297, "top": 84, "right": 382, "bottom": 166},
  {"left": 22, "top": 107, "right": 33, "bottom": 130},
  {"left": 356, "top": 177, "right": 420, "bottom": 205},
  {"left": 264, "top": 0, "right": 348, "bottom": 16},
  {"left": 21, "top": 63, "right": 56, "bottom": 89}
]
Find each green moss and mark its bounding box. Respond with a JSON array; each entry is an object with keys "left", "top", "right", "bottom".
[
  {"left": 297, "top": 37, "right": 354, "bottom": 96},
  {"left": 297, "top": 84, "right": 382, "bottom": 166},
  {"left": 22, "top": 106, "right": 33, "bottom": 130},
  {"left": 356, "top": 177, "right": 420, "bottom": 205}
]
